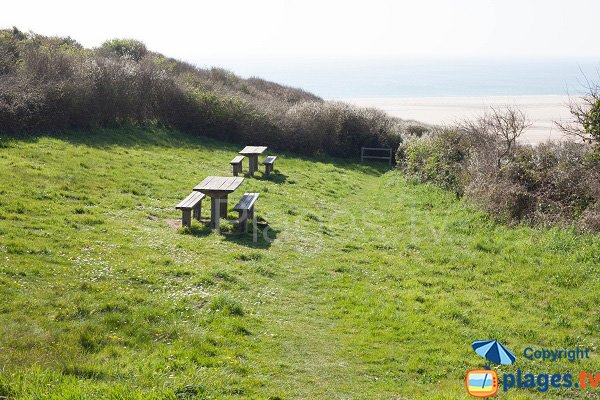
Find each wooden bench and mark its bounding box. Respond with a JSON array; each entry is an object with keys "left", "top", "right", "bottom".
[
  {"left": 233, "top": 192, "right": 259, "bottom": 241},
  {"left": 175, "top": 191, "right": 205, "bottom": 227},
  {"left": 262, "top": 156, "right": 277, "bottom": 175},
  {"left": 230, "top": 155, "right": 245, "bottom": 176}
]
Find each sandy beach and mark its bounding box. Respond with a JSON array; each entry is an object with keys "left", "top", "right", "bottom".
[{"left": 343, "top": 95, "right": 574, "bottom": 145}]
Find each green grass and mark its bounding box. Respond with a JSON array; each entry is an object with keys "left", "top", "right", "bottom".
[{"left": 0, "top": 126, "right": 598, "bottom": 399}]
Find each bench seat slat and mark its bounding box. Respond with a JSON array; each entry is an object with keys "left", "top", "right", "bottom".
[
  {"left": 233, "top": 193, "right": 259, "bottom": 211},
  {"left": 230, "top": 155, "right": 244, "bottom": 164},
  {"left": 176, "top": 191, "right": 206, "bottom": 210},
  {"left": 263, "top": 156, "right": 277, "bottom": 164}
]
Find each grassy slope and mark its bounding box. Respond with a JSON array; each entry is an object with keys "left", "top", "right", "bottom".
[{"left": 0, "top": 127, "right": 598, "bottom": 399}]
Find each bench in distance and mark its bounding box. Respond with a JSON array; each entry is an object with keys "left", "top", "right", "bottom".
[
  {"left": 230, "top": 155, "right": 245, "bottom": 176},
  {"left": 262, "top": 156, "right": 277, "bottom": 175}
]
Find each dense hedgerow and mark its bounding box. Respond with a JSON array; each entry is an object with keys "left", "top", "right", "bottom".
[
  {"left": 0, "top": 28, "right": 406, "bottom": 157},
  {"left": 398, "top": 126, "right": 600, "bottom": 231},
  {"left": 398, "top": 128, "right": 470, "bottom": 193}
]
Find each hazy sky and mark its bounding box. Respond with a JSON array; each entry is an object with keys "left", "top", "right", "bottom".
[{"left": 2, "top": 0, "right": 599, "bottom": 64}]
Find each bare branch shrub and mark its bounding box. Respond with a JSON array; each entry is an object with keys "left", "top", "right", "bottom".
[
  {"left": 556, "top": 73, "right": 600, "bottom": 145},
  {"left": 458, "top": 106, "right": 531, "bottom": 168},
  {"left": 398, "top": 109, "right": 599, "bottom": 230}
]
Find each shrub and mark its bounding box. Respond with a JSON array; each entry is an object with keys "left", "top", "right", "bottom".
[
  {"left": 584, "top": 99, "right": 600, "bottom": 143},
  {"left": 404, "top": 124, "right": 430, "bottom": 137},
  {"left": 100, "top": 39, "right": 147, "bottom": 61},
  {"left": 0, "top": 28, "right": 21, "bottom": 75},
  {"left": 556, "top": 75, "right": 600, "bottom": 146},
  {"left": 397, "top": 122, "right": 600, "bottom": 231},
  {"left": 283, "top": 101, "right": 402, "bottom": 157},
  {"left": 398, "top": 128, "right": 470, "bottom": 192},
  {"left": 0, "top": 30, "right": 403, "bottom": 159},
  {"left": 465, "top": 173, "right": 534, "bottom": 222},
  {"left": 579, "top": 207, "right": 600, "bottom": 232}
]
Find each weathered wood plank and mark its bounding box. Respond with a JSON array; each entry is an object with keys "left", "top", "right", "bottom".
[
  {"left": 194, "top": 176, "right": 244, "bottom": 193},
  {"left": 239, "top": 146, "right": 268, "bottom": 155},
  {"left": 176, "top": 191, "right": 206, "bottom": 210},
  {"left": 233, "top": 193, "right": 259, "bottom": 211},
  {"left": 234, "top": 193, "right": 259, "bottom": 239},
  {"left": 263, "top": 156, "right": 277, "bottom": 164},
  {"left": 230, "top": 155, "right": 244, "bottom": 164}
]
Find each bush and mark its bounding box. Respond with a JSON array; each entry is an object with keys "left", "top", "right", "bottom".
[
  {"left": 584, "top": 99, "right": 600, "bottom": 143},
  {"left": 100, "top": 39, "right": 147, "bottom": 61},
  {"left": 0, "top": 30, "right": 403, "bottom": 159},
  {"left": 397, "top": 124, "right": 600, "bottom": 231},
  {"left": 465, "top": 173, "right": 534, "bottom": 222},
  {"left": 556, "top": 76, "right": 600, "bottom": 146},
  {"left": 398, "top": 128, "right": 470, "bottom": 192},
  {"left": 283, "top": 101, "right": 402, "bottom": 157},
  {"left": 0, "top": 28, "right": 21, "bottom": 75},
  {"left": 404, "top": 124, "right": 430, "bottom": 137}
]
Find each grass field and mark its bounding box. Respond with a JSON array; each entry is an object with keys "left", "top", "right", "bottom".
[{"left": 0, "top": 126, "right": 598, "bottom": 399}]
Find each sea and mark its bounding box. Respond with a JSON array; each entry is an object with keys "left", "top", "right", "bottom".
[{"left": 202, "top": 57, "right": 600, "bottom": 143}]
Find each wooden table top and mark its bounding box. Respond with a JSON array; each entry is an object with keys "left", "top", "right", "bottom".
[
  {"left": 193, "top": 176, "right": 244, "bottom": 194},
  {"left": 239, "top": 146, "right": 267, "bottom": 155}
]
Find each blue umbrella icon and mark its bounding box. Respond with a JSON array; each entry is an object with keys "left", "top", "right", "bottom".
[{"left": 472, "top": 340, "right": 516, "bottom": 365}]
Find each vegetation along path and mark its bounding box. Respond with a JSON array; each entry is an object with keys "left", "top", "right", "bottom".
[{"left": 0, "top": 127, "right": 598, "bottom": 399}]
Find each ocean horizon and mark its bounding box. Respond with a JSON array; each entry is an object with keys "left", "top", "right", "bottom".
[
  {"left": 205, "top": 57, "right": 600, "bottom": 99},
  {"left": 205, "top": 57, "right": 599, "bottom": 143}
]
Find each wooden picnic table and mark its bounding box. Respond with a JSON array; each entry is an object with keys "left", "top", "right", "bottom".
[
  {"left": 193, "top": 176, "right": 244, "bottom": 229},
  {"left": 239, "top": 146, "right": 267, "bottom": 176}
]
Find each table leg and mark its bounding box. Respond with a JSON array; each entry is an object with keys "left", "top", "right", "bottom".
[
  {"left": 210, "top": 196, "right": 219, "bottom": 230},
  {"left": 248, "top": 157, "right": 255, "bottom": 177},
  {"left": 219, "top": 195, "right": 228, "bottom": 218},
  {"left": 253, "top": 155, "right": 259, "bottom": 172}
]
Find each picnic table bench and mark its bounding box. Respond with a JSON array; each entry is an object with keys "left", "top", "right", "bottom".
[
  {"left": 175, "top": 191, "right": 205, "bottom": 227},
  {"left": 262, "top": 156, "right": 277, "bottom": 175},
  {"left": 239, "top": 146, "right": 267, "bottom": 177},
  {"left": 234, "top": 192, "right": 259, "bottom": 242},
  {"left": 230, "top": 155, "right": 245, "bottom": 176},
  {"left": 194, "top": 176, "right": 244, "bottom": 230}
]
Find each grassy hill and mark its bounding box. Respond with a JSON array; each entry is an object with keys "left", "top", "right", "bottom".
[{"left": 0, "top": 127, "right": 598, "bottom": 399}]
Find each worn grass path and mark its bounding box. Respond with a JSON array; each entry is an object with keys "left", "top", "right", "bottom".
[{"left": 0, "top": 127, "right": 598, "bottom": 399}]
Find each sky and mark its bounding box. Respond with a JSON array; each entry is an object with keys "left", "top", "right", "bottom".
[
  {"left": 2, "top": 0, "right": 600, "bottom": 64},
  {"left": 2, "top": 0, "right": 599, "bottom": 98}
]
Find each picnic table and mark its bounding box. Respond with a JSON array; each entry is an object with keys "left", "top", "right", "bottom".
[
  {"left": 239, "top": 146, "right": 267, "bottom": 177},
  {"left": 194, "top": 176, "right": 244, "bottom": 229}
]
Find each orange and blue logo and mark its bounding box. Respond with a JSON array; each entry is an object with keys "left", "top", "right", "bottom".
[
  {"left": 465, "top": 369, "right": 498, "bottom": 398},
  {"left": 466, "top": 340, "right": 515, "bottom": 398},
  {"left": 466, "top": 340, "right": 598, "bottom": 395}
]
